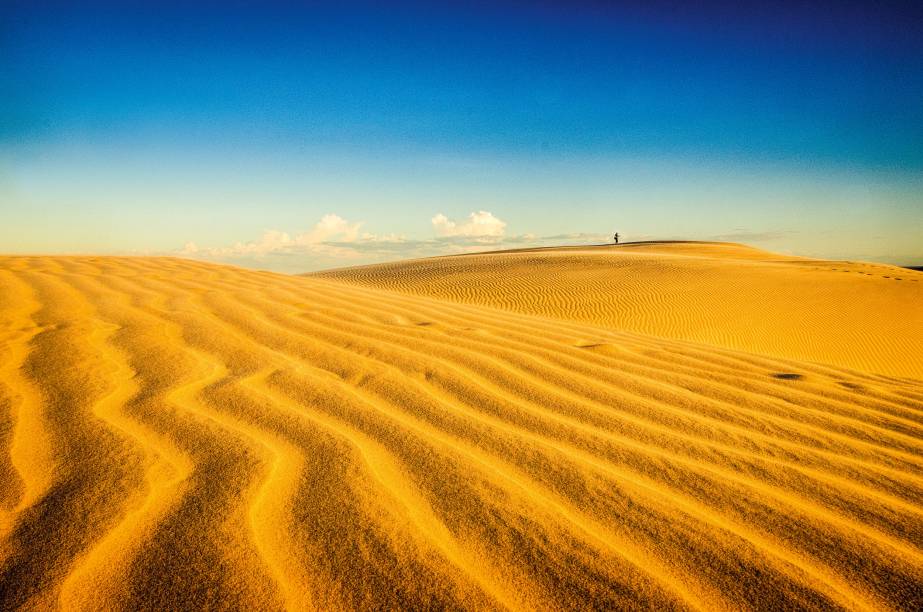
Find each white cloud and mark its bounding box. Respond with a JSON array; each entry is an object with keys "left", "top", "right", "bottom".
[
  {"left": 175, "top": 210, "right": 612, "bottom": 272},
  {"left": 179, "top": 241, "right": 199, "bottom": 255},
  {"left": 432, "top": 211, "right": 506, "bottom": 238},
  {"left": 298, "top": 213, "right": 361, "bottom": 244},
  {"left": 188, "top": 214, "right": 364, "bottom": 259}
]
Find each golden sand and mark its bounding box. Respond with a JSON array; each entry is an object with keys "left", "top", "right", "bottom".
[
  {"left": 314, "top": 242, "right": 923, "bottom": 379},
  {"left": 1, "top": 247, "right": 921, "bottom": 610}
]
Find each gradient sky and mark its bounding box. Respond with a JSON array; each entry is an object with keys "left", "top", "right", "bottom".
[{"left": 3, "top": 0, "right": 922, "bottom": 271}]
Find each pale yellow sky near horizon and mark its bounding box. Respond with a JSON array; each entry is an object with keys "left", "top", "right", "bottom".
[{"left": 2, "top": 145, "right": 921, "bottom": 272}]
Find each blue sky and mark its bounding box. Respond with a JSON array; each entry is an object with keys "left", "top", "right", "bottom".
[{"left": 3, "top": 1, "right": 922, "bottom": 270}]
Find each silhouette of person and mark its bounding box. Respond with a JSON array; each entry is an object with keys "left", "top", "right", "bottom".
[{"left": 613, "top": 232, "right": 620, "bottom": 244}]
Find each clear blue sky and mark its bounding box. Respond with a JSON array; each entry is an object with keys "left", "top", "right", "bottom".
[{"left": 3, "top": 1, "right": 921, "bottom": 271}]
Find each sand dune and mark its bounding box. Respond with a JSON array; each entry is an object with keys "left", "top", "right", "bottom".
[
  {"left": 313, "top": 242, "right": 923, "bottom": 379},
  {"left": 1, "top": 252, "right": 922, "bottom": 610}
]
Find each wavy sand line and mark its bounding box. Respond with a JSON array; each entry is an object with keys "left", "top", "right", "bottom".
[
  {"left": 110, "top": 266, "right": 514, "bottom": 609},
  {"left": 166, "top": 256, "right": 923, "bottom": 604},
  {"left": 187, "top": 269, "right": 923, "bottom": 566},
  {"left": 242, "top": 371, "right": 528, "bottom": 611},
  {"left": 188, "top": 277, "right": 901, "bottom": 610},
  {"left": 123, "top": 268, "right": 545, "bottom": 609},
  {"left": 135, "top": 267, "right": 689, "bottom": 609},
  {"left": 223, "top": 276, "right": 923, "bottom": 497},
  {"left": 0, "top": 269, "right": 53, "bottom": 524},
  {"left": 312, "top": 242, "right": 923, "bottom": 379},
  {"left": 96, "top": 269, "right": 292, "bottom": 609},
  {"left": 0, "top": 263, "right": 155, "bottom": 608},
  {"left": 1, "top": 254, "right": 921, "bottom": 610},
  {"left": 126, "top": 269, "right": 714, "bottom": 609},
  {"left": 286, "top": 278, "right": 923, "bottom": 460},
  {"left": 56, "top": 314, "right": 192, "bottom": 610}
]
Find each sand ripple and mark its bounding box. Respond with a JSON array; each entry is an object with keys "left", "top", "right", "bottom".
[
  {"left": 313, "top": 242, "right": 923, "bottom": 379},
  {"left": 1, "top": 252, "right": 922, "bottom": 610}
]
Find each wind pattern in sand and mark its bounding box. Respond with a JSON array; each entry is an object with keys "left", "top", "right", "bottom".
[{"left": 1, "top": 248, "right": 922, "bottom": 610}]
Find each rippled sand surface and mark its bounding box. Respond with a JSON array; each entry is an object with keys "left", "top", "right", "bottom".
[
  {"left": 315, "top": 242, "right": 923, "bottom": 379},
  {"left": 2, "top": 249, "right": 922, "bottom": 610}
]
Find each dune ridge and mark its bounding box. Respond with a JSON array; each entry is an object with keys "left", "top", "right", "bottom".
[
  {"left": 0, "top": 254, "right": 922, "bottom": 610},
  {"left": 312, "top": 242, "right": 923, "bottom": 380}
]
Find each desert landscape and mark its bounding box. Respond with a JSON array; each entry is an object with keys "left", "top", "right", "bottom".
[
  {"left": 6, "top": 1, "right": 922, "bottom": 609},
  {"left": 1, "top": 242, "right": 922, "bottom": 611}
]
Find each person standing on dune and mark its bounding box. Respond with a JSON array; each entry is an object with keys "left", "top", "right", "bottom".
[{"left": 613, "top": 232, "right": 620, "bottom": 244}]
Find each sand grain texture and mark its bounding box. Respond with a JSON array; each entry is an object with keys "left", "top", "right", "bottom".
[
  {"left": 1, "top": 247, "right": 922, "bottom": 610},
  {"left": 314, "top": 242, "right": 923, "bottom": 379}
]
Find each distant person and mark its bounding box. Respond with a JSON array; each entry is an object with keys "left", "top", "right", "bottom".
[{"left": 613, "top": 232, "right": 620, "bottom": 244}]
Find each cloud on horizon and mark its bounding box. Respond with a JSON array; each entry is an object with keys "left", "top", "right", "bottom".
[
  {"left": 179, "top": 214, "right": 364, "bottom": 259},
  {"left": 432, "top": 211, "right": 506, "bottom": 238},
  {"left": 176, "top": 211, "right": 612, "bottom": 272}
]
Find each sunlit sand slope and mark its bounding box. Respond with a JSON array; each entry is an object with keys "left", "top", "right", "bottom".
[
  {"left": 1, "top": 255, "right": 922, "bottom": 611},
  {"left": 313, "top": 242, "right": 923, "bottom": 379}
]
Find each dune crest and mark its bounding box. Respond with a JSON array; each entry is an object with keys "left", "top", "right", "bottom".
[
  {"left": 312, "top": 242, "right": 923, "bottom": 380},
  {"left": 1, "top": 254, "right": 922, "bottom": 610}
]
